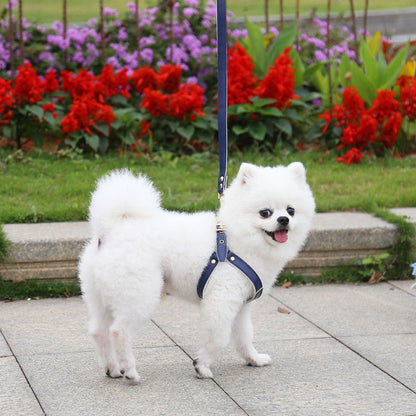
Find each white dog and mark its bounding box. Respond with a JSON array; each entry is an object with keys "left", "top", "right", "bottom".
[{"left": 79, "top": 162, "right": 315, "bottom": 383}]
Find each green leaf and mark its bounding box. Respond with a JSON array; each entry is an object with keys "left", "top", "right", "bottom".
[
  {"left": 257, "top": 107, "right": 283, "bottom": 117},
  {"left": 350, "top": 62, "right": 377, "bottom": 105},
  {"left": 311, "top": 68, "right": 329, "bottom": 95},
  {"left": 228, "top": 104, "right": 252, "bottom": 115},
  {"left": 177, "top": 125, "right": 195, "bottom": 140},
  {"left": 85, "top": 134, "right": 99, "bottom": 151},
  {"left": 366, "top": 32, "right": 382, "bottom": 56},
  {"left": 232, "top": 125, "right": 248, "bottom": 136},
  {"left": 98, "top": 136, "right": 109, "bottom": 153},
  {"left": 94, "top": 122, "right": 110, "bottom": 137},
  {"left": 339, "top": 53, "right": 352, "bottom": 88},
  {"left": 248, "top": 121, "right": 267, "bottom": 141},
  {"left": 251, "top": 98, "right": 277, "bottom": 108},
  {"left": 266, "top": 20, "right": 298, "bottom": 68},
  {"left": 274, "top": 118, "right": 292, "bottom": 136},
  {"left": 359, "top": 38, "right": 378, "bottom": 85},
  {"left": 26, "top": 105, "right": 44, "bottom": 119},
  {"left": 121, "top": 132, "right": 135, "bottom": 145},
  {"left": 243, "top": 17, "right": 267, "bottom": 76},
  {"left": 290, "top": 48, "right": 305, "bottom": 87},
  {"left": 380, "top": 44, "right": 409, "bottom": 90}
]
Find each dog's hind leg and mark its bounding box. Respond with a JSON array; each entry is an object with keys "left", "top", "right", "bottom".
[
  {"left": 109, "top": 317, "right": 141, "bottom": 384},
  {"left": 88, "top": 303, "right": 123, "bottom": 379},
  {"left": 232, "top": 303, "right": 271, "bottom": 367}
]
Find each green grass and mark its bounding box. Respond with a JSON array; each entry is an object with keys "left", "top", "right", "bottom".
[
  {"left": 13, "top": 0, "right": 416, "bottom": 24},
  {"left": 0, "top": 278, "right": 81, "bottom": 301},
  {"left": 1, "top": 148, "right": 415, "bottom": 224}
]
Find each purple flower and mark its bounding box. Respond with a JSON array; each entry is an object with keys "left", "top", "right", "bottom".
[
  {"left": 139, "top": 36, "right": 155, "bottom": 48},
  {"left": 38, "top": 52, "right": 55, "bottom": 63},
  {"left": 314, "top": 50, "right": 327, "bottom": 61},
  {"left": 107, "top": 56, "right": 121, "bottom": 69},
  {"left": 118, "top": 27, "right": 128, "bottom": 41},
  {"left": 103, "top": 7, "right": 118, "bottom": 18},
  {"left": 183, "top": 7, "right": 198, "bottom": 19},
  {"left": 185, "top": 0, "right": 199, "bottom": 7},
  {"left": 140, "top": 48, "right": 154, "bottom": 64}
]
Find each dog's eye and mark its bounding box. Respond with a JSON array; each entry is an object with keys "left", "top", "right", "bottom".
[
  {"left": 259, "top": 209, "right": 273, "bottom": 218},
  {"left": 287, "top": 207, "right": 295, "bottom": 216}
]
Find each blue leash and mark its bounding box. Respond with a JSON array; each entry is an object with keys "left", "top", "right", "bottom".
[
  {"left": 196, "top": 0, "right": 263, "bottom": 303},
  {"left": 217, "top": 0, "right": 228, "bottom": 196}
]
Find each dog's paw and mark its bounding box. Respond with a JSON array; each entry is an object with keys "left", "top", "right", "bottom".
[
  {"left": 106, "top": 367, "right": 123, "bottom": 379},
  {"left": 246, "top": 353, "right": 272, "bottom": 367},
  {"left": 193, "top": 359, "right": 213, "bottom": 379},
  {"left": 122, "top": 368, "right": 141, "bottom": 385}
]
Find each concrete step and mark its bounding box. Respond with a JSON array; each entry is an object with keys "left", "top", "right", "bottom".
[{"left": 0, "top": 209, "right": 415, "bottom": 282}]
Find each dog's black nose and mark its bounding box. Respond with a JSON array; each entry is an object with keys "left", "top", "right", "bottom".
[{"left": 277, "top": 216, "right": 289, "bottom": 226}]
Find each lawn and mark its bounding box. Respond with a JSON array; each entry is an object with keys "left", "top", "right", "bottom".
[
  {"left": 1, "top": 149, "right": 415, "bottom": 224},
  {"left": 15, "top": 0, "right": 416, "bottom": 24}
]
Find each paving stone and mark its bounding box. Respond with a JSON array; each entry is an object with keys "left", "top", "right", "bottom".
[
  {"left": 213, "top": 338, "right": 416, "bottom": 416},
  {"left": 270, "top": 282, "right": 416, "bottom": 337},
  {"left": 17, "top": 348, "right": 246, "bottom": 416},
  {"left": 0, "top": 356, "right": 44, "bottom": 416},
  {"left": 0, "top": 297, "right": 173, "bottom": 356}
]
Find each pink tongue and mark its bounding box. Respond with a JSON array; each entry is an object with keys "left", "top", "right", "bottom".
[{"left": 274, "top": 230, "right": 288, "bottom": 243}]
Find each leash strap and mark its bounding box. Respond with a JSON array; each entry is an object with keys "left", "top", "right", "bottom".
[
  {"left": 217, "top": 0, "right": 228, "bottom": 197},
  {"left": 196, "top": 0, "right": 263, "bottom": 303}
]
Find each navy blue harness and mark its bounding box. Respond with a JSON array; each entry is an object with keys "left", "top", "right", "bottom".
[
  {"left": 196, "top": 0, "right": 263, "bottom": 303},
  {"left": 197, "top": 224, "right": 263, "bottom": 302}
]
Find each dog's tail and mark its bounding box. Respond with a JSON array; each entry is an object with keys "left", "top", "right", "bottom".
[{"left": 88, "top": 169, "right": 162, "bottom": 236}]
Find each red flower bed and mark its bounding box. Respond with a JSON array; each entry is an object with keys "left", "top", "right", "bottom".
[{"left": 319, "top": 85, "right": 410, "bottom": 164}]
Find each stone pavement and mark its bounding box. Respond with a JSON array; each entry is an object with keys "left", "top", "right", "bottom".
[{"left": 1, "top": 280, "right": 416, "bottom": 416}]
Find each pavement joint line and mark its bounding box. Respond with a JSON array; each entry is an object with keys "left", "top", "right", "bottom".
[
  {"left": 0, "top": 328, "right": 47, "bottom": 416},
  {"left": 150, "top": 318, "right": 251, "bottom": 416},
  {"left": 387, "top": 281, "right": 416, "bottom": 297},
  {"left": 268, "top": 293, "right": 416, "bottom": 396}
]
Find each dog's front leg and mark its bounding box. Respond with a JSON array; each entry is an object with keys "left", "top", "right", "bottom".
[
  {"left": 193, "top": 296, "right": 242, "bottom": 379},
  {"left": 232, "top": 303, "right": 271, "bottom": 367}
]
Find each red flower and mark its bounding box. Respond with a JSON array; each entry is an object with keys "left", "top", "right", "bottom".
[
  {"left": 318, "top": 110, "right": 332, "bottom": 133},
  {"left": 227, "top": 43, "right": 257, "bottom": 106},
  {"left": 398, "top": 75, "right": 416, "bottom": 121},
  {"left": 157, "top": 65, "right": 182, "bottom": 93},
  {"left": 321, "top": 86, "right": 403, "bottom": 163},
  {"left": 44, "top": 69, "right": 60, "bottom": 93},
  {"left": 167, "top": 83, "right": 204, "bottom": 120},
  {"left": 130, "top": 66, "right": 158, "bottom": 94},
  {"left": 332, "top": 87, "right": 365, "bottom": 127},
  {"left": 97, "top": 65, "right": 131, "bottom": 100},
  {"left": 337, "top": 148, "right": 365, "bottom": 164},
  {"left": 139, "top": 120, "right": 152, "bottom": 136},
  {"left": 0, "top": 78, "right": 14, "bottom": 126},
  {"left": 14, "top": 62, "right": 45, "bottom": 105},
  {"left": 255, "top": 47, "right": 298, "bottom": 109},
  {"left": 379, "top": 112, "right": 403, "bottom": 148},
  {"left": 42, "top": 102, "right": 55, "bottom": 112},
  {"left": 140, "top": 88, "right": 169, "bottom": 117},
  {"left": 61, "top": 97, "right": 115, "bottom": 135},
  {"left": 369, "top": 90, "right": 400, "bottom": 124}
]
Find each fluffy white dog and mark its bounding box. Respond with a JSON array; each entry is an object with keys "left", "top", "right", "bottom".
[{"left": 79, "top": 162, "right": 315, "bottom": 383}]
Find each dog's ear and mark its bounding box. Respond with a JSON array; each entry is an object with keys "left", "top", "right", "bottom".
[
  {"left": 237, "top": 163, "right": 257, "bottom": 185},
  {"left": 288, "top": 162, "right": 306, "bottom": 182}
]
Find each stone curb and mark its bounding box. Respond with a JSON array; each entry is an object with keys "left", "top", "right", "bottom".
[{"left": 1, "top": 208, "right": 414, "bottom": 282}]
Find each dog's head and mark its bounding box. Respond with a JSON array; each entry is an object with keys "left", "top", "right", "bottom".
[{"left": 219, "top": 162, "right": 315, "bottom": 254}]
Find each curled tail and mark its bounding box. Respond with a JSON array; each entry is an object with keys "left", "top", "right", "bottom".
[{"left": 88, "top": 169, "right": 161, "bottom": 236}]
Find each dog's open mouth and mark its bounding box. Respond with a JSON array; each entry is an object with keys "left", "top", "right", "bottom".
[{"left": 265, "top": 229, "right": 288, "bottom": 243}]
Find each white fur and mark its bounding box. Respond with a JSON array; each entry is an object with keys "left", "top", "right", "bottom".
[{"left": 78, "top": 162, "right": 315, "bottom": 383}]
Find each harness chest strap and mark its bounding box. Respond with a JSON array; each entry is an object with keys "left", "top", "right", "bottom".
[{"left": 197, "top": 227, "right": 263, "bottom": 303}]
